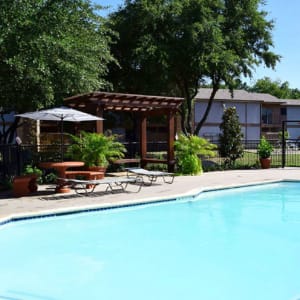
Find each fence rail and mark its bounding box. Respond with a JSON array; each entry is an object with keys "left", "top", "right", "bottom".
[{"left": 1, "top": 139, "right": 299, "bottom": 184}]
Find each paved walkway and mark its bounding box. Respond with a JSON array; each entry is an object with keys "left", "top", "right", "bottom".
[{"left": 1, "top": 168, "right": 300, "bottom": 223}]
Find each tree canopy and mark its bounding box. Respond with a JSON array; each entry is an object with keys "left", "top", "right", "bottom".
[
  {"left": 0, "top": 0, "right": 115, "bottom": 143},
  {"left": 107, "top": 0, "right": 280, "bottom": 135},
  {"left": 248, "top": 77, "right": 300, "bottom": 99}
]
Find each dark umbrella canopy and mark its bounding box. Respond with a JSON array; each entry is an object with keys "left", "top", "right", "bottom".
[{"left": 16, "top": 106, "right": 104, "bottom": 160}]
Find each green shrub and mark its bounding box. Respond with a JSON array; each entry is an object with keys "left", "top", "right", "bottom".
[
  {"left": 67, "top": 131, "right": 126, "bottom": 167},
  {"left": 23, "top": 164, "right": 43, "bottom": 183},
  {"left": 257, "top": 136, "right": 273, "bottom": 158},
  {"left": 175, "top": 134, "right": 217, "bottom": 175},
  {"left": 44, "top": 172, "right": 58, "bottom": 184},
  {"left": 23, "top": 165, "right": 43, "bottom": 177},
  {"left": 219, "top": 107, "right": 244, "bottom": 167}
]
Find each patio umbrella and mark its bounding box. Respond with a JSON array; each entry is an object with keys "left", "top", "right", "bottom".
[{"left": 15, "top": 106, "right": 104, "bottom": 160}]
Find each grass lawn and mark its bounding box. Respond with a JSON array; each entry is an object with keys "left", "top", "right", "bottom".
[{"left": 203, "top": 150, "right": 300, "bottom": 170}]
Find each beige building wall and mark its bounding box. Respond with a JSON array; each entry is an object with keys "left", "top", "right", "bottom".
[{"left": 194, "top": 101, "right": 261, "bottom": 141}]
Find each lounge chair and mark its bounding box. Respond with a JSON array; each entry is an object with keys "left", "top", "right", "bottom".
[
  {"left": 126, "top": 167, "right": 175, "bottom": 185},
  {"left": 59, "top": 176, "right": 143, "bottom": 195}
]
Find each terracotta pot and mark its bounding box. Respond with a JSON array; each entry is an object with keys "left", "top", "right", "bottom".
[
  {"left": 86, "top": 166, "right": 106, "bottom": 177},
  {"left": 85, "top": 166, "right": 105, "bottom": 188},
  {"left": 260, "top": 157, "right": 271, "bottom": 169},
  {"left": 28, "top": 176, "right": 38, "bottom": 192},
  {"left": 13, "top": 175, "right": 37, "bottom": 197}
]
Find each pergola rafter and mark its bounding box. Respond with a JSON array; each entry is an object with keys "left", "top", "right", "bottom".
[{"left": 65, "top": 92, "right": 182, "bottom": 112}]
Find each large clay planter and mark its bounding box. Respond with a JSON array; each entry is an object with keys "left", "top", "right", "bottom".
[
  {"left": 28, "top": 176, "right": 38, "bottom": 192},
  {"left": 12, "top": 175, "right": 37, "bottom": 197},
  {"left": 260, "top": 157, "right": 271, "bottom": 169}
]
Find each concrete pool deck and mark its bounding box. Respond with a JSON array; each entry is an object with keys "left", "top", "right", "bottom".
[{"left": 1, "top": 168, "right": 300, "bottom": 223}]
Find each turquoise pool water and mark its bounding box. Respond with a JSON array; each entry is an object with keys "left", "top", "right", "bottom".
[{"left": 1, "top": 182, "right": 300, "bottom": 300}]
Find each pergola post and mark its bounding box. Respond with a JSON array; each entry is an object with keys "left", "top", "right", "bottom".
[
  {"left": 167, "top": 111, "right": 175, "bottom": 172},
  {"left": 95, "top": 105, "right": 104, "bottom": 134},
  {"left": 140, "top": 113, "right": 147, "bottom": 168}
]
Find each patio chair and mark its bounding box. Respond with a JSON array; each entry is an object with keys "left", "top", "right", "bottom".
[
  {"left": 59, "top": 176, "right": 143, "bottom": 196},
  {"left": 126, "top": 167, "right": 175, "bottom": 185}
]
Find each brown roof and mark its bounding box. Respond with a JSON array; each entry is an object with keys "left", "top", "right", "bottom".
[
  {"left": 282, "top": 99, "right": 300, "bottom": 106},
  {"left": 196, "top": 88, "right": 284, "bottom": 104},
  {"left": 64, "top": 91, "right": 183, "bottom": 112}
]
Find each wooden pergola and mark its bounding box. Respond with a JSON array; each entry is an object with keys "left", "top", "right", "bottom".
[{"left": 64, "top": 92, "right": 183, "bottom": 172}]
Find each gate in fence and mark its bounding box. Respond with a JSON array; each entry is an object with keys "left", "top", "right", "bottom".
[{"left": 281, "top": 120, "right": 300, "bottom": 168}]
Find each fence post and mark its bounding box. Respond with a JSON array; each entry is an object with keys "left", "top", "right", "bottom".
[
  {"left": 281, "top": 121, "right": 286, "bottom": 168},
  {"left": 17, "top": 144, "right": 21, "bottom": 175}
]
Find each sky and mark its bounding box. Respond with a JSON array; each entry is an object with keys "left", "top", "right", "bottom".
[{"left": 94, "top": 0, "right": 300, "bottom": 89}]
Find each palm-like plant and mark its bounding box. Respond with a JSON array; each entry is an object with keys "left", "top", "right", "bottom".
[
  {"left": 67, "top": 131, "right": 126, "bottom": 167},
  {"left": 175, "top": 134, "right": 217, "bottom": 175}
]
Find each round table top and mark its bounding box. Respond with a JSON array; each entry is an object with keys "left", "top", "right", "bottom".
[{"left": 39, "top": 161, "right": 85, "bottom": 169}]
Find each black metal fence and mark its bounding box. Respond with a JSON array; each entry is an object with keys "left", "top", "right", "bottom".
[
  {"left": 0, "top": 141, "right": 169, "bottom": 183},
  {"left": 1, "top": 139, "right": 300, "bottom": 184}
]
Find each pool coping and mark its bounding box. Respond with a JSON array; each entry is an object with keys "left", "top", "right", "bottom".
[{"left": 1, "top": 178, "right": 298, "bottom": 226}]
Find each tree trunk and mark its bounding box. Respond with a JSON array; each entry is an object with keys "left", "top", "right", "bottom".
[
  {"left": 0, "top": 115, "right": 21, "bottom": 144},
  {"left": 194, "top": 85, "right": 219, "bottom": 136},
  {"left": 180, "top": 79, "right": 198, "bottom": 136}
]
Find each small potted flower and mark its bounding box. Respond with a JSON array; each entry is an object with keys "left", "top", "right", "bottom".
[{"left": 257, "top": 136, "right": 274, "bottom": 169}]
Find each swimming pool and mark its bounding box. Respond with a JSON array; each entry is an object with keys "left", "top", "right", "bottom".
[{"left": 0, "top": 181, "right": 300, "bottom": 300}]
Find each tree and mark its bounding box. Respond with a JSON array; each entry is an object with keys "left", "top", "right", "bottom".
[
  {"left": 107, "top": 0, "right": 280, "bottom": 135},
  {"left": 248, "top": 77, "right": 300, "bottom": 99},
  {"left": 0, "top": 0, "right": 115, "bottom": 143},
  {"left": 219, "top": 107, "right": 244, "bottom": 167}
]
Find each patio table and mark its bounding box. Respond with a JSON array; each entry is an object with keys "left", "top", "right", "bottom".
[{"left": 39, "top": 161, "right": 84, "bottom": 193}]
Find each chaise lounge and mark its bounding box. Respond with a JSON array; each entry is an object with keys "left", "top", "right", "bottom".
[
  {"left": 126, "top": 167, "right": 175, "bottom": 185},
  {"left": 60, "top": 176, "right": 143, "bottom": 195}
]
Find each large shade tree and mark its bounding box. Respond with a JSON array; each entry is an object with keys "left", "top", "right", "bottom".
[
  {"left": 0, "top": 0, "right": 115, "bottom": 143},
  {"left": 107, "top": 0, "right": 280, "bottom": 135}
]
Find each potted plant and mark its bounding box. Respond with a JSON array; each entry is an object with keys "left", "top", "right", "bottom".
[
  {"left": 12, "top": 165, "right": 43, "bottom": 197},
  {"left": 257, "top": 136, "right": 274, "bottom": 169},
  {"left": 66, "top": 131, "right": 127, "bottom": 173}
]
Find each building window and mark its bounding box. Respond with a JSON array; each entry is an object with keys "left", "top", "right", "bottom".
[
  {"left": 262, "top": 108, "right": 272, "bottom": 124},
  {"left": 280, "top": 107, "right": 287, "bottom": 116}
]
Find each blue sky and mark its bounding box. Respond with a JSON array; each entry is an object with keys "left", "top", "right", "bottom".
[{"left": 94, "top": 0, "right": 300, "bottom": 89}]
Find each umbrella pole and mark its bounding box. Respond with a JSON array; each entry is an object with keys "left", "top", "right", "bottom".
[{"left": 60, "top": 119, "right": 64, "bottom": 161}]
